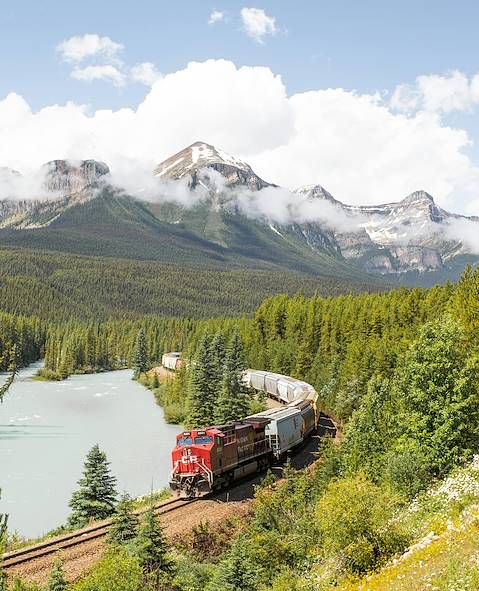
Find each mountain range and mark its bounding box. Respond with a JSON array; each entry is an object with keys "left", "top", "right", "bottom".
[{"left": 0, "top": 141, "right": 477, "bottom": 287}]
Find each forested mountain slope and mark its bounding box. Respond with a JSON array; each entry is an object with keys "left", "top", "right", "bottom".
[
  {"left": 2, "top": 144, "right": 478, "bottom": 289},
  {"left": 0, "top": 247, "right": 381, "bottom": 322},
  {"left": 25, "top": 265, "right": 479, "bottom": 591},
  {"left": 0, "top": 187, "right": 378, "bottom": 282}
]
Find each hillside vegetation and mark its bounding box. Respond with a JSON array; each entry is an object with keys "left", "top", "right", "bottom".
[
  {"left": 2, "top": 267, "right": 479, "bottom": 590},
  {"left": 0, "top": 247, "right": 383, "bottom": 322}
]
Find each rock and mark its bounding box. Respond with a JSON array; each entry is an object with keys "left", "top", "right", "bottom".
[{"left": 43, "top": 159, "right": 110, "bottom": 197}]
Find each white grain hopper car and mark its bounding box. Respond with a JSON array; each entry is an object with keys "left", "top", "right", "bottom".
[
  {"left": 243, "top": 369, "right": 317, "bottom": 405},
  {"left": 161, "top": 352, "right": 183, "bottom": 371},
  {"left": 244, "top": 369, "right": 319, "bottom": 458}
]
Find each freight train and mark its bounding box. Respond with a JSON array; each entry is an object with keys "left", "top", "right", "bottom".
[{"left": 168, "top": 356, "right": 321, "bottom": 497}]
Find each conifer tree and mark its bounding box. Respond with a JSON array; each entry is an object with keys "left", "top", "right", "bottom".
[
  {"left": 134, "top": 504, "right": 173, "bottom": 580},
  {"left": 0, "top": 350, "right": 17, "bottom": 403},
  {"left": 47, "top": 558, "right": 68, "bottom": 591},
  {"left": 0, "top": 491, "right": 7, "bottom": 543},
  {"left": 208, "top": 537, "right": 258, "bottom": 591},
  {"left": 69, "top": 444, "right": 117, "bottom": 527},
  {"left": 215, "top": 331, "right": 249, "bottom": 424},
  {"left": 107, "top": 493, "right": 139, "bottom": 546},
  {"left": 133, "top": 328, "right": 149, "bottom": 379},
  {"left": 185, "top": 332, "right": 216, "bottom": 428},
  {"left": 210, "top": 332, "right": 226, "bottom": 391}
]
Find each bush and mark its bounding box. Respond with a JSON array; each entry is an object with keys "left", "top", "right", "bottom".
[
  {"left": 384, "top": 444, "right": 433, "bottom": 498},
  {"left": 72, "top": 549, "right": 143, "bottom": 591},
  {"left": 35, "top": 368, "right": 62, "bottom": 381},
  {"left": 316, "top": 474, "right": 410, "bottom": 575},
  {"left": 163, "top": 402, "right": 186, "bottom": 424}
]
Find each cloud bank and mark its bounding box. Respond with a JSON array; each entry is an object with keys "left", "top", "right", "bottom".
[{"left": 1, "top": 59, "right": 479, "bottom": 216}]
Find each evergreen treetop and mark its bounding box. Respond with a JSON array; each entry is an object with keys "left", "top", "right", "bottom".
[
  {"left": 215, "top": 330, "right": 249, "bottom": 425},
  {"left": 47, "top": 558, "right": 68, "bottom": 591},
  {"left": 107, "top": 493, "right": 139, "bottom": 546},
  {"left": 134, "top": 504, "right": 174, "bottom": 577},
  {"left": 133, "top": 328, "right": 149, "bottom": 379},
  {"left": 185, "top": 332, "right": 216, "bottom": 428},
  {"left": 69, "top": 444, "right": 117, "bottom": 528}
]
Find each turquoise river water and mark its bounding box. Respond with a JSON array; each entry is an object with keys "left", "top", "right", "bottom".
[{"left": 0, "top": 363, "right": 181, "bottom": 538}]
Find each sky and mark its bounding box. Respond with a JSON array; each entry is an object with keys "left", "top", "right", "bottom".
[{"left": 2, "top": 0, "right": 479, "bottom": 214}]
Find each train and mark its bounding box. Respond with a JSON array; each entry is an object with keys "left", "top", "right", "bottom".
[
  {"left": 161, "top": 352, "right": 185, "bottom": 371},
  {"left": 168, "top": 355, "right": 321, "bottom": 497}
]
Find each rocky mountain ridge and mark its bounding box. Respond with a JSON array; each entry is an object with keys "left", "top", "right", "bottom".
[
  {"left": 293, "top": 186, "right": 472, "bottom": 274},
  {"left": 0, "top": 143, "right": 477, "bottom": 279},
  {"left": 0, "top": 159, "right": 109, "bottom": 228}
]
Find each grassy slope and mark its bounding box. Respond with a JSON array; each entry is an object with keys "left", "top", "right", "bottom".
[
  {"left": 341, "top": 516, "right": 479, "bottom": 591},
  {"left": 339, "top": 463, "right": 479, "bottom": 591}
]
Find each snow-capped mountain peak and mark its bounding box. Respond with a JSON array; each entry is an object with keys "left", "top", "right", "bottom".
[
  {"left": 153, "top": 141, "right": 272, "bottom": 190},
  {"left": 295, "top": 184, "right": 341, "bottom": 205}
]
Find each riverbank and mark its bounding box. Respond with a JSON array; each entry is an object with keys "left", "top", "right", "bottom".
[{"left": 0, "top": 366, "right": 181, "bottom": 538}]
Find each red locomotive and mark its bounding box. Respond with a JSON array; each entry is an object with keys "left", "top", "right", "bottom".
[{"left": 170, "top": 417, "right": 272, "bottom": 496}]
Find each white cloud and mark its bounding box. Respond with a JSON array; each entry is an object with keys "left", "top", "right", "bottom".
[
  {"left": 240, "top": 7, "right": 277, "bottom": 43},
  {"left": 130, "top": 62, "right": 163, "bottom": 86},
  {"left": 208, "top": 10, "right": 225, "bottom": 25},
  {"left": 71, "top": 65, "right": 127, "bottom": 87},
  {"left": 57, "top": 33, "right": 123, "bottom": 64},
  {"left": 58, "top": 33, "right": 161, "bottom": 88},
  {"left": 391, "top": 70, "right": 479, "bottom": 114},
  {"left": 1, "top": 60, "right": 479, "bottom": 216}
]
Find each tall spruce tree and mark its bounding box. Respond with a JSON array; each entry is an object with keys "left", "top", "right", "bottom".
[
  {"left": 69, "top": 444, "right": 117, "bottom": 528},
  {"left": 46, "top": 559, "right": 68, "bottom": 591},
  {"left": 107, "top": 493, "right": 139, "bottom": 546},
  {"left": 215, "top": 331, "right": 249, "bottom": 424},
  {"left": 185, "top": 332, "right": 216, "bottom": 428},
  {"left": 210, "top": 332, "right": 227, "bottom": 390},
  {"left": 133, "top": 328, "right": 149, "bottom": 379},
  {"left": 134, "top": 504, "right": 173, "bottom": 582}
]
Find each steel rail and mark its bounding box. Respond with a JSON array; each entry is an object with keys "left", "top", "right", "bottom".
[{"left": 2, "top": 497, "right": 196, "bottom": 569}]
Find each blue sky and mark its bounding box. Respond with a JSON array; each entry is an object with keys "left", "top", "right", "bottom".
[
  {"left": 2, "top": 0, "right": 479, "bottom": 215},
  {"left": 2, "top": 0, "right": 479, "bottom": 110}
]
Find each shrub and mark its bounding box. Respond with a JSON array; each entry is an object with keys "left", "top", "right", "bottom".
[
  {"left": 316, "top": 474, "right": 410, "bottom": 575},
  {"left": 72, "top": 549, "right": 143, "bottom": 591}
]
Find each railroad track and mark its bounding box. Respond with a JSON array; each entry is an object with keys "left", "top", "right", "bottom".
[{"left": 2, "top": 496, "right": 196, "bottom": 570}]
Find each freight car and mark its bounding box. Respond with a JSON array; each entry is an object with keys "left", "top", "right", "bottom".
[
  {"left": 167, "top": 353, "right": 321, "bottom": 496},
  {"left": 161, "top": 352, "right": 184, "bottom": 371}
]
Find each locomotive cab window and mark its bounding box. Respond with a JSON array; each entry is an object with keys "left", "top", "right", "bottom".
[
  {"left": 178, "top": 437, "right": 193, "bottom": 446},
  {"left": 194, "top": 436, "right": 213, "bottom": 445}
]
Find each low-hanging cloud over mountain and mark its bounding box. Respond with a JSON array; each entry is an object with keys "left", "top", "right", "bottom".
[{"left": 1, "top": 59, "right": 479, "bottom": 216}]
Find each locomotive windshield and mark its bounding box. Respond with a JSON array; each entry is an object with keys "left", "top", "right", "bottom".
[
  {"left": 178, "top": 437, "right": 193, "bottom": 446},
  {"left": 194, "top": 436, "right": 213, "bottom": 445}
]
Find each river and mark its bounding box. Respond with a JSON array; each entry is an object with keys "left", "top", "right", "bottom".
[{"left": 0, "top": 363, "right": 181, "bottom": 538}]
